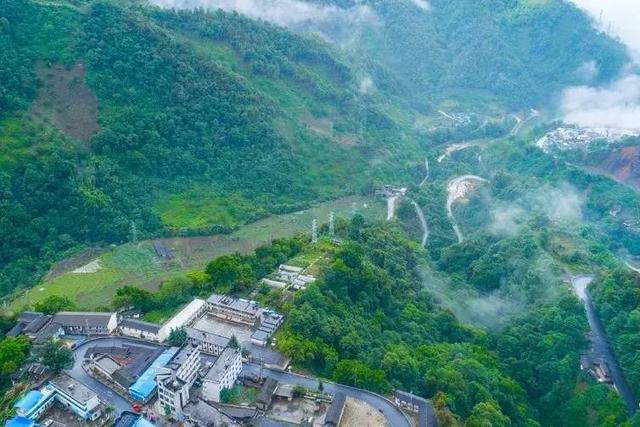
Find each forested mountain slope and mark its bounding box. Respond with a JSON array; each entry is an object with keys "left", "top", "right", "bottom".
[
  {"left": 300, "top": 0, "right": 628, "bottom": 108},
  {"left": 0, "top": 0, "right": 627, "bottom": 299}
]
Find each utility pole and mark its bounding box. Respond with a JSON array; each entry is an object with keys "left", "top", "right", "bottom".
[
  {"left": 329, "top": 212, "right": 335, "bottom": 238},
  {"left": 311, "top": 219, "right": 318, "bottom": 244},
  {"left": 130, "top": 221, "right": 138, "bottom": 244}
]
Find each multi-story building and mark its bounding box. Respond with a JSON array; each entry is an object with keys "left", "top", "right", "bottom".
[
  {"left": 206, "top": 294, "right": 261, "bottom": 326},
  {"left": 201, "top": 348, "right": 242, "bottom": 403},
  {"left": 48, "top": 375, "right": 103, "bottom": 421},
  {"left": 10, "top": 374, "right": 103, "bottom": 426},
  {"left": 185, "top": 327, "right": 230, "bottom": 356},
  {"left": 120, "top": 318, "right": 161, "bottom": 342},
  {"left": 156, "top": 344, "right": 201, "bottom": 414},
  {"left": 52, "top": 311, "right": 118, "bottom": 335}
]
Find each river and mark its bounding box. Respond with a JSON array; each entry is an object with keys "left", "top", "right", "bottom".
[{"left": 572, "top": 275, "right": 638, "bottom": 415}]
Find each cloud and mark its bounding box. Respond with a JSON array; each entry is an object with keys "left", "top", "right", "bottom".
[
  {"left": 561, "top": 74, "right": 640, "bottom": 131},
  {"left": 149, "top": 0, "right": 378, "bottom": 45},
  {"left": 489, "top": 205, "right": 525, "bottom": 237},
  {"left": 358, "top": 76, "right": 375, "bottom": 95},
  {"left": 409, "top": 0, "right": 430, "bottom": 11},
  {"left": 561, "top": 2, "right": 640, "bottom": 130}
]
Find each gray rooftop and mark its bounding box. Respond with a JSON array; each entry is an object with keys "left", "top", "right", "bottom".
[
  {"left": 94, "top": 355, "right": 121, "bottom": 375},
  {"left": 204, "top": 348, "right": 240, "bottom": 383},
  {"left": 207, "top": 294, "right": 260, "bottom": 316},
  {"left": 186, "top": 327, "right": 230, "bottom": 347},
  {"left": 53, "top": 311, "right": 113, "bottom": 328},
  {"left": 23, "top": 315, "right": 51, "bottom": 334},
  {"left": 50, "top": 374, "right": 98, "bottom": 404},
  {"left": 33, "top": 322, "right": 63, "bottom": 345},
  {"left": 184, "top": 399, "right": 239, "bottom": 426},
  {"left": 325, "top": 393, "right": 346, "bottom": 426},
  {"left": 120, "top": 318, "right": 161, "bottom": 334}
]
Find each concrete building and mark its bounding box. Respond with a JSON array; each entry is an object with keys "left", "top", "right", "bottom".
[
  {"left": 276, "top": 265, "right": 303, "bottom": 283},
  {"left": 11, "top": 374, "right": 103, "bottom": 424},
  {"left": 201, "top": 348, "right": 242, "bottom": 403},
  {"left": 157, "top": 299, "right": 206, "bottom": 343},
  {"left": 251, "top": 311, "right": 284, "bottom": 347},
  {"left": 129, "top": 347, "right": 179, "bottom": 402},
  {"left": 52, "top": 311, "right": 118, "bottom": 335},
  {"left": 183, "top": 399, "right": 240, "bottom": 427},
  {"left": 256, "top": 378, "right": 278, "bottom": 410},
  {"left": 48, "top": 374, "right": 103, "bottom": 421},
  {"left": 185, "top": 327, "right": 230, "bottom": 356},
  {"left": 394, "top": 390, "right": 437, "bottom": 427},
  {"left": 120, "top": 319, "right": 161, "bottom": 342},
  {"left": 156, "top": 344, "right": 201, "bottom": 415},
  {"left": 206, "top": 294, "right": 261, "bottom": 326},
  {"left": 324, "top": 393, "right": 346, "bottom": 427}
]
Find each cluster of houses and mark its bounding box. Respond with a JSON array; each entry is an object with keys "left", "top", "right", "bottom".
[
  {"left": 8, "top": 374, "right": 105, "bottom": 427},
  {"left": 6, "top": 290, "right": 440, "bottom": 427},
  {"left": 261, "top": 264, "right": 316, "bottom": 291}
]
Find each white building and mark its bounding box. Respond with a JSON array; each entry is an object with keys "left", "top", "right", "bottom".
[
  {"left": 276, "top": 264, "right": 303, "bottom": 283},
  {"left": 157, "top": 299, "right": 206, "bottom": 342},
  {"left": 52, "top": 312, "right": 118, "bottom": 335},
  {"left": 185, "top": 327, "right": 230, "bottom": 356},
  {"left": 156, "top": 344, "right": 201, "bottom": 415},
  {"left": 120, "top": 319, "right": 161, "bottom": 342},
  {"left": 201, "top": 348, "right": 242, "bottom": 403}
]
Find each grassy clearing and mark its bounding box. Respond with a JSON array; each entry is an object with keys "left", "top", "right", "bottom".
[
  {"left": 153, "top": 190, "right": 265, "bottom": 230},
  {"left": 5, "top": 195, "right": 385, "bottom": 314}
]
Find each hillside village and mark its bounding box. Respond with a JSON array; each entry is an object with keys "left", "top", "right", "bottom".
[{"left": 3, "top": 263, "right": 435, "bottom": 427}]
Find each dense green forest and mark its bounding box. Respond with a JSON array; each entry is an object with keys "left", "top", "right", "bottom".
[{"left": 0, "top": 0, "right": 628, "bottom": 300}]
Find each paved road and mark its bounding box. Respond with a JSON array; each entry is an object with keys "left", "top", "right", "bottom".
[
  {"left": 68, "top": 336, "right": 164, "bottom": 416},
  {"left": 572, "top": 275, "right": 638, "bottom": 415},
  {"left": 243, "top": 364, "right": 411, "bottom": 427}
]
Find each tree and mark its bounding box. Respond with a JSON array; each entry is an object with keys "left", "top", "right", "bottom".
[
  {"left": 292, "top": 384, "right": 306, "bottom": 398},
  {"left": 0, "top": 336, "right": 30, "bottom": 377},
  {"left": 167, "top": 327, "right": 187, "bottom": 347},
  {"left": 34, "top": 295, "right": 75, "bottom": 314},
  {"left": 229, "top": 334, "right": 239, "bottom": 349},
  {"left": 33, "top": 339, "right": 72, "bottom": 372},
  {"left": 206, "top": 254, "right": 254, "bottom": 293}
]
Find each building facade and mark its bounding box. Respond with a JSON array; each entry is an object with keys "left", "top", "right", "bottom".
[
  {"left": 120, "top": 319, "right": 161, "bottom": 342},
  {"left": 201, "top": 348, "right": 242, "bottom": 403},
  {"left": 156, "top": 344, "right": 201, "bottom": 414},
  {"left": 185, "top": 327, "right": 230, "bottom": 356},
  {"left": 206, "top": 294, "right": 261, "bottom": 326},
  {"left": 52, "top": 312, "right": 118, "bottom": 335}
]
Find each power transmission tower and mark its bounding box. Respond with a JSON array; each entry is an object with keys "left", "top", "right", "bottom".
[
  {"left": 311, "top": 219, "right": 318, "bottom": 244},
  {"left": 130, "top": 221, "right": 138, "bottom": 244},
  {"left": 351, "top": 202, "right": 357, "bottom": 216},
  {"left": 329, "top": 211, "right": 335, "bottom": 238}
]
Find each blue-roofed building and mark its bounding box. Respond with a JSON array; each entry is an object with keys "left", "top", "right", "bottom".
[
  {"left": 129, "top": 347, "right": 179, "bottom": 402},
  {"left": 13, "top": 389, "right": 55, "bottom": 420},
  {"left": 113, "top": 411, "right": 156, "bottom": 427},
  {"left": 4, "top": 417, "right": 36, "bottom": 427}
]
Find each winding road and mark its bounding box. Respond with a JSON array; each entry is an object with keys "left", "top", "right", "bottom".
[
  {"left": 572, "top": 275, "right": 638, "bottom": 415},
  {"left": 409, "top": 198, "right": 429, "bottom": 247},
  {"left": 446, "top": 175, "right": 488, "bottom": 243}
]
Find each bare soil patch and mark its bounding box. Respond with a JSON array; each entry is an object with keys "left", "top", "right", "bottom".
[
  {"left": 340, "top": 397, "right": 390, "bottom": 427},
  {"left": 30, "top": 62, "right": 100, "bottom": 143}
]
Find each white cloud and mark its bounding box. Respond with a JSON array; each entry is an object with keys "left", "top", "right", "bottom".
[
  {"left": 562, "top": 1, "right": 640, "bottom": 130},
  {"left": 358, "top": 76, "right": 375, "bottom": 95},
  {"left": 409, "top": 0, "right": 431, "bottom": 11},
  {"left": 562, "top": 74, "right": 640, "bottom": 131},
  {"left": 149, "top": 0, "right": 378, "bottom": 45}
]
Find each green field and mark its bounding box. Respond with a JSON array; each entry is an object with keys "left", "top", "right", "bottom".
[{"left": 4, "top": 195, "right": 385, "bottom": 314}]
